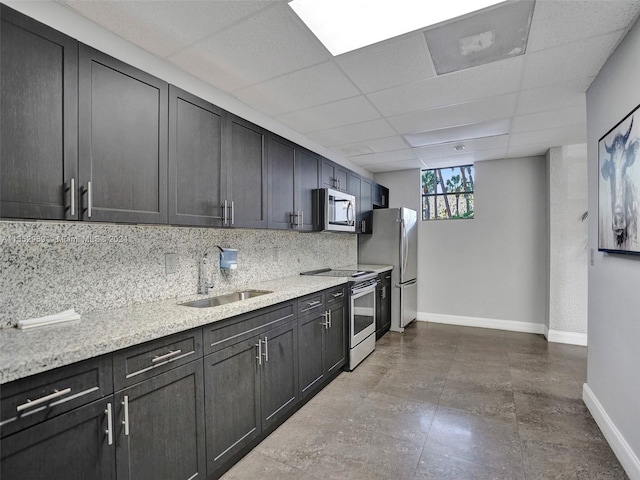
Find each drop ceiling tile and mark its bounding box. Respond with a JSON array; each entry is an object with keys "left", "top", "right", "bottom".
[
  {"left": 307, "top": 119, "right": 397, "bottom": 147},
  {"left": 388, "top": 93, "right": 517, "bottom": 134},
  {"left": 168, "top": 4, "right": 330, "bottom": 92},
  {"left": 527, "top": 0, "right": 640, "bottom": 53},
  {"left": 512, "top": 105, "right": 586, "bottom": 134},
  {"left": 276, "top": 95, "right": 380, "bottom": 134},
  {"left": 59, "top": 0, "right": 275, "bottom": 58},
  {"left": 506, "top": 144, "right": 550, "bottom": 158},
  {"left": 508, "top": 124, "right": 586, "bottom": 148},
  {"left": 521, "top": 32, "right": 622, "bottom": 90},
  {"left": 365, "top": 159, "right": 426, "bottom": 173},
  {"left": 367, "top": 55, "right": 524, "bottom": 117},
  {"left": 335, "top": 33, "right": 435, "bottom": 93},
  {"left": 412, "top": 135, "right": 509, "bottom": 159},
  {"left": 334, "top": 136, "right": 409, "bottom": 157},
  {"left": 234, "top": 62, "right": 360, "bottom": 117},
  {"left": 517, "top": 78, "right": 591, "bottom": 115},
  {"left": 349, "top": 149, "right": 418, "bottom": 166}
]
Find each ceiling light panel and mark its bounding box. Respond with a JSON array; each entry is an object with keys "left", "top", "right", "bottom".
[
  {"left": 425, "top": 0, "right": 534, "bottom": 75},
  {"left": 289, "top": 0, "right": 504, "bottom": 56},
  {"left": 403, "top": 118, "right": 511, "bottom": 147}
]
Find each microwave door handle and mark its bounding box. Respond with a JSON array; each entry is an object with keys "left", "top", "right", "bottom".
[{"left": 347, "top": 201, "right": 355, "bottom": 224}]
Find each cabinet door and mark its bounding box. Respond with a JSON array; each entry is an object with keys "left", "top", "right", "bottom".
[
  {"left": 373, "top": 183, "right": 389, "bottom": 208},
  {"left": 115, "top": 362, "right": 205, "bottom": 480},
  {"left": 226, "top": 116, "right": 268, "bottom": 228},
  {"left": 361, "top": 177, "right": 373, "bottom": 233},
  {"left": 204, "top": 338, "right": 261, "bottom": 475},
  {"left": 380, "top": 276, "right": 392, "bottom": 337},
  {"left": 326, "top": 301, "right": 347, "bottom": 374},
  {"left": 1, "top": 398, "right": 116, "bottom": 480},
  {"left": 78, "top": 44, "right": 168, "bottom": 224},
  {"left": 260, "top": 321, "right": 298, "bottom": 430},
  {"left": 295, "top": 149, "right": 320, "bottom": 232},
  {"left": 267, "top": 135, "right": 296, "bottom": 230},
  {"left": 0, "top": 6, "right": 78, "bottom": 220},
  {"left": 298, "top": 310, "right": 326, "bottom": 399},
  {"left": 321, "top": 158, "right": 348, "bottom": 192},
  {"left": 348, "top": 173, "right": 362, "bottom": 232},
  {"left": 169, "top": 86, "right": 226, "bottom": 226}
]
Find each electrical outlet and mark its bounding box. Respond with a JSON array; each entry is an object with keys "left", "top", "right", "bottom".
[{"left": 165, "top": 253, "right": 178, "bottom": 274}]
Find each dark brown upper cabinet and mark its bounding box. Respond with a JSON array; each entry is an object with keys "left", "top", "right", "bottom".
[
  {"left": 225, "top": 115, "right": 268, "bottom": 229},
  {"left": 373, "top": 183, "right": 390, "bottom": 209},
  {"left": 267, "top": 135, "right": 319, "bottom": 231},
  {"left": 349, "top": 173, "right": 373, "bottom": 234},
  {"left": 0, "top": 5, "right": 78, "bottom": 220},
  {"left": 169, "top": 86, "right": 227, "bottom": 226},
  {"left": 78, "top": 44, "right": 168, "bottom": 224},
  {"left": 321, "top": 158, "right": 349, "bottom": 192}
]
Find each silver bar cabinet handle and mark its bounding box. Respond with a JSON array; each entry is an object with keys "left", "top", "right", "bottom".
[
  {"left": 329, "top": 309, "right": 332, "bottom": 328},
  {"left": 322, "top": 311, "right": 329, "bottom": 329},
  {"left": 16, "top": 388, "right": 72, "bottom": 412},
  {"left": 70, "top": 177, "right": 75, "bottom": 216},
  {"left": 223, "top": 200, "right": 228, "bottom": 226},
  {"left": 256, "top": 340, "right": 262, "bottom": 366},
  {"left": 122, "top": 395, "right": 130, "bottom": 436},
  {"left": 87, "top": 181, "right": 93, "bottom": 218},
  {"left": 332, "top": 292, "right": 344, "bottom": 298},
  {"left": 105, "top": 402, "right": 113, "bottom": 446},
  {"left": 231, "top": 201, "right": 235, "bottom": 225},
  {"left": 263, "top": 337, "right": 269, "bottom": 362},
  {"left": 300, "top": 210, "right": 303, "bottom": 228},
  {"left": 152, "top": 349, "right": 182, "bottom": 363},
  {"left": 308, "top": 300, "right": 321, "bottom": 307}
]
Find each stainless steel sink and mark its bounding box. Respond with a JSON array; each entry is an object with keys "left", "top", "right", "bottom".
[{"left": 179, "top": 290, "right": 272, "bottom": 308}]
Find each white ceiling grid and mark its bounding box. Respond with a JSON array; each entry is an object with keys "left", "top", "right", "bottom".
[{"left": 57, "top": 0, "right": 640, "bottom": 173}]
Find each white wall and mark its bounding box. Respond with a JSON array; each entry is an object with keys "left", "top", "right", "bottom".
[
  {"left": 584, "top": 16, "right": 640, "bottom": 479},
  {"left": 546, "top": 145, "right": 588, "bottom": 345},
  {"left": 377, "top": 158, "right": 548, "bottom": 333}
]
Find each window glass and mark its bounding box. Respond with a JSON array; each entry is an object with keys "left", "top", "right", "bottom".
[{"left": 421, "top": 165, "right": 474, "bottom": 220}]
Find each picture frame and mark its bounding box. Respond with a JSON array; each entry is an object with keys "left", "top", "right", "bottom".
[{"left": 598, "top": 103, "right": 640, "bottom": 254}]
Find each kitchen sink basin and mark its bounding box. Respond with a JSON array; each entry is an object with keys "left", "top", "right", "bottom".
[{"left": 179, "top": 290, "right": 272, "bottom": 308}]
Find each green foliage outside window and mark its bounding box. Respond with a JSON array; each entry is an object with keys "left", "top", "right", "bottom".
[{"left": 422, "top": 165, "right": 474, "bottom": 220}]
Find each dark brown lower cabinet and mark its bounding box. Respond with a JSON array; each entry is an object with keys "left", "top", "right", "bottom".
[
  {"left": 114, "top": 362, "right": 206, "bottom": 480},
  {"left": 298, "top": 307, "right": 327, "bottom": 399},
  {"left": 204, "top": 319, "right": 298, "bottom": 477},
  {"left": 204, "top": 337, "right": 262, "bottom": 474},
  {"left": 325, "top": 300, "right": 347, "bottom": 373},
  {"left": 376, "top": 272, "right": 392, "bottom": 339},
  {"left": 1, "top": 398, "right": 116, "bottom": 480}
]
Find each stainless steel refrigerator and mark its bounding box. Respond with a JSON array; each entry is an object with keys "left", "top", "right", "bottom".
[{"left": 358, "top": 207, "right": 418, "bottom": 332}]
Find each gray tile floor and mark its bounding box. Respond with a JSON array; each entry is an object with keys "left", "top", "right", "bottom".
[{"left": 221, "top": 322, "right": 628, "bottom": 480}]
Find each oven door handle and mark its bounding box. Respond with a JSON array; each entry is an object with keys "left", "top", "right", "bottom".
[{"left": 351, "top": 284, "right": 377, "bottom": 299}]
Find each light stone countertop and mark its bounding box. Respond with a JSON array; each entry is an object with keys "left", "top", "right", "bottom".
[
  {"left": 0, "top": 274, "right": 346, "bottom": 384},
  {"left": 356, "top": 264, "right": 393, "bottom": 274}
]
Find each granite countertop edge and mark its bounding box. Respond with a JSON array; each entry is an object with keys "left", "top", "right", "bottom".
[{"left": 0, "top": 274, "right": 347, "bottom": 384}]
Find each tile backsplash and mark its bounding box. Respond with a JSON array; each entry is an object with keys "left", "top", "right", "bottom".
[{"left": 0, "top": 221, "right": 357, "bottom": 328}]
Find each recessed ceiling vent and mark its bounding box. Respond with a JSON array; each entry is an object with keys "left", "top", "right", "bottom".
[{"left": 425, "top": 0, "right": 535, "bottom": 75}]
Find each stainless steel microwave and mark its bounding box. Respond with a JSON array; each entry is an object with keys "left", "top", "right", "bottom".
[{"left": 314, "top": 188, "right": 356, "bottom": 232}]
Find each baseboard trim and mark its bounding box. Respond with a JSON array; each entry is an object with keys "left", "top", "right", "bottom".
[
  {"left": 417, "top": 312, "right": 545, "bottom": 335},
  {"left": 583, "top": 384, "right": 640, "bottom": 480},
  {"left": 544, "top": 326, "right": 588, "bottom": 346}
]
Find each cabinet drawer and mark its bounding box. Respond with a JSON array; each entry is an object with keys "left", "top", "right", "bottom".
[
  {"left": 113, "top": 328, "right": 202, "bottom": 390},
  {"left": 1, "top": 355, "right": 113, "bottom": 438},
  {"left": 298, "top": 292, "right": 325, "bottom": 315},
  {"left": 204, "top": 303, "right": 295, "bottom": 355},
  {"left": 326, "top": 285, "right": 347, "bottom": 305}
]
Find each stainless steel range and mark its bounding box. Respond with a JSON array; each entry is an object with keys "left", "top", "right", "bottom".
[{"left": 301, "top": 268, "right": 378, "bottom": 370}]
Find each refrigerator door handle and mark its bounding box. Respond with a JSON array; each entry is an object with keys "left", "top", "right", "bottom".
[
  {"left": 396, "top": 279, "right": 417, "bottom": 288},
  {"left": 400, "top": 218, "right": 409, "bottom": 279}
]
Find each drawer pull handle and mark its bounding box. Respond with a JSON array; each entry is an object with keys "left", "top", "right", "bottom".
[
  {"left": 105, "top": 402, "right": 113, "bottom": 446},
  {"left": 152, "top": 349, "right": 182, "bottom": 363},
  {"left": 332, "top": 292, "right": 344, "bottom": 298},
  {"left": 122, "top": 395, "right": 130, "bottom": 436},
  {"left": 16, "top": 388, "right": 72, "bottom": 412},
  {"left": 307, "top": 300, "right": 321, "bottom": 307}
]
